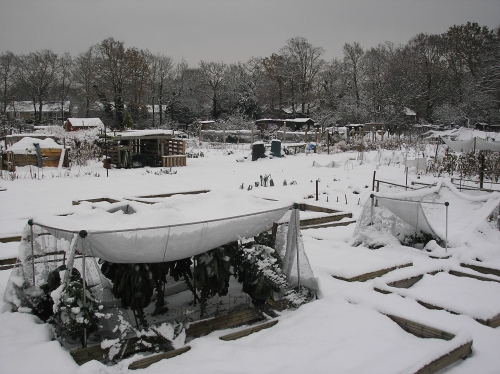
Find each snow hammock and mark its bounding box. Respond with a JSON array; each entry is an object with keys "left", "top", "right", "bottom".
[
  {"left": 4, "top": 197, "right": 318, "bottom": 312},
  {"left": 354, "top": 179, "right": 500, "bottom": 248}
]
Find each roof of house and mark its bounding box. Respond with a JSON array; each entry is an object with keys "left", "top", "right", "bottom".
[
  {"left": 66, "top": 118, "right": 104, "bottom": 128},
  {"left": 6, "top": 101, "right": 70, "bottom": 112}
]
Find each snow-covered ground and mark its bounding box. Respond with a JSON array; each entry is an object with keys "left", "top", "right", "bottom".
[{"left": 1, "top": 145, "right": 500, "bottom": 373}]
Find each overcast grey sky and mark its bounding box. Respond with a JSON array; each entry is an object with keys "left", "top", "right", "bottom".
[{"left": 1, "top": 0, "right": 499, "bottom": 67}]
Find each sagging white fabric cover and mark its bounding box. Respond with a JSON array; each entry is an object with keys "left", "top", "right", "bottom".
[
  {"left": 377, "top": 198, "right": 439, "bottom": 239},
  {"left": 403, "top": 158, "right": 427, "bottom": 171},
  {"left": 442, "top": 137, "right": 500, "bottom": 152},
  {"left": 36, "top": 207, "right": 290, "bottom": 263},
  {"left": 275, "top": 210, "right": 319, "bottom": 291}
]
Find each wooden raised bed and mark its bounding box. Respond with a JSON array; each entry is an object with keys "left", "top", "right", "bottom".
[
  {"left": 219, "top": 320, "right": 279, "bottom": 341},
  {"left": 375, "top": 271, "right": 500, "bottom": 328},
  {"left": 128, "top": 346, "right": 191, "bottom": 370},
  {"left": 72, "top": 197, "right": 121, "bottom": 205},
  {"left": 386, "top": 314, "right": 473, "bottom": 374},
  {"left": 460, "top": 263, "right": 500, "bottom": 278},
  {"left": 70, "top": 307, "right": 265, "bottom": 366},
  {"left": 333, "top": 262, "right": 413, "bottom": 282},
  {"left": 185, "top": 308, "right": 265, "bottom": 340}
]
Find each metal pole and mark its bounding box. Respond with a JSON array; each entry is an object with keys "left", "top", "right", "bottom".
[
  {"left": 79, "top": 230, "right": 88, "bottom": 348},
  {"left": 370, "top": 194, "right": 374, "bottom": 226},
  {"left": 293, "top": 204, "right": 300, "bottom": 291},
  {"left": 445, "top": 202, "right": 449, "bottom": 253},
  {"left": 104, "top": 124, "right": 109, "bottom": 177},
  {"left": 316, "top": 179, "right": 319, "bottom": 201},
  {"left": 28, "top": 220, "right": 35, "bottom": 286}
]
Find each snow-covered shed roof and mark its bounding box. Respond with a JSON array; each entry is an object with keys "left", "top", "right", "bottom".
[
  {"left": 65, "top": 118, "right": 104, "bottom": 128},
  {"left": 7, "top": 136, "right": 62, "bottom": 154}
]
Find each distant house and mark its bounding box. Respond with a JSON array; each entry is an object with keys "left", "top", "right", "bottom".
[
  {"left": 5, "top": 101, "right": 71, "bottom": 122},
  {"left": 64, "top": 118, "right": 104, "bottom": 132},
  {"left": 255, "top": 118, "right": 316, "bottom": 132},
  {"left": 475, "top": 122, "right": 500, "bottom": 133}
]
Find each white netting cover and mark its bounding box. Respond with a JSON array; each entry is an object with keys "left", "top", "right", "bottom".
[
  {"left": 442, "top": 137, "right": 500, "bottom": 152},
  {"left": 34, "top": 206, "right": 290, "bottom": 263},
  {"left": 275, "top": 209, "right": 318, "bottom": 291}
]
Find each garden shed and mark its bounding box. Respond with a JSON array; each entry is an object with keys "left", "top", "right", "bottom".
[
  {"left": 101, "top": 129, "right": 187, "bottom": 168},
  {"left": 1, "top": 136, "right": 69, "bottom": 171}
]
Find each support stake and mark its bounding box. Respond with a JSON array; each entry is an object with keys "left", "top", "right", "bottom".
[{"left": 28, "top": 219, "right": 35, "bottom": 286}]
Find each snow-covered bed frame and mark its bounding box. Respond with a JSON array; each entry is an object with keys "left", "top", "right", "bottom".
[{"left": 374, "top": 270, "right": 500, "bottom": 328}]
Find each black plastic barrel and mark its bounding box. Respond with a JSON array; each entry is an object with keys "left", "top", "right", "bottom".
[
  {"left": 271, "top": 139, "right": 281, "bottom": 157},
  {"left": 252, "top": 142, "right": 266, "bottom": 161}
]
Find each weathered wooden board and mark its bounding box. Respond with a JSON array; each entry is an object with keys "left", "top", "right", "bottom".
[
  {"left": 219, "top": 320, "right": 278, "bottom": 341},
  {"left": 128, "top": 346, "right": 191, "bottom": 370},
  {"left": 386, "top": 314, "right": 473, "bottom": 374},
  {"left": 72, "top": 197, "right": 121, "bottom": 205},
  {"left": 0, "top": 235, "right": 21, "bottom": 243},
  {"left": 460, "top": 263, "right": 500, "bottom": 278},
  {"left": 186, "top": 308, "right": 264, "bottom": 339},
  {"left": 333, "top": 263, "right": 413, "bottom": 282}
]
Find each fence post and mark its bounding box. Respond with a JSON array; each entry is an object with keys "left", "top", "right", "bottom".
[{"left": 372, "top": 170, "right": 376, "bottom": 191}]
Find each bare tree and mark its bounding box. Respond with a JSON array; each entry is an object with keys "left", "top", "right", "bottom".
[
  {"left": 198, "top": 61, "right": 227, "bottom": 119},
  {"left": 280, "top": 37, "right": 325, "bottom": 115},
  {"left": 0, "top": 51, "right": 16, "bottom": 118},
  {"left": 73, "top": 47, "right": 97, "bottom": 118},
  {"left": 15, "top": 49, "right": 60, "bottom": 123},
  {"left": 54, "top": 53, "right": 74, "bottom": 124}
]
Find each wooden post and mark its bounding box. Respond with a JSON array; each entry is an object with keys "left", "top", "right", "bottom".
[
  {"left": 327, "top": 130, "right": 330, "bottom": 155},
  {"left": 283, "top": 122, "right": 287, "bottom": 143},
  {"left": 315, "top": 180, "right": 319, "bottom": 201}
]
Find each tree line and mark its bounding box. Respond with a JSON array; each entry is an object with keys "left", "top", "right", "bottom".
[{"left": 1, "top": 22, "right": 499, "bottom": 131}]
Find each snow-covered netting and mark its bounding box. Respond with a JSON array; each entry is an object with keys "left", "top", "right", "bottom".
[
  {"left": 275, "top": 209, "right": 318, "bottom": 291},
  {"left": 354, "top": 179, "right": 500, "bottom": 247},
  {"left": 34, "top": 206, "right": 290, "bottom": 264},
  {"left": 442, "top": 137, "right": 500, "bottom": 152}
]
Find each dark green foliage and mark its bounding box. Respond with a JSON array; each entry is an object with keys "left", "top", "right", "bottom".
[
  {"left": 53, "top": 280, "right": 100, "bottom": 343},
  {"left": 34, "top": 265, "right": 82, "bottom": 322},
  {"left": 150, "top": 263, "right": 170, "bottom": 315},
  {"left": 101, "top": 262, "right": 155, "bottom": 328},
  {"left": 194, "top": 243, "right": 239, "bottom": 317}
]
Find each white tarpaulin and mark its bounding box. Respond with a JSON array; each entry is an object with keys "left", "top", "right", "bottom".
[
  {"left": 377, "top": 197, "right": 439, "bottom": 239},
  {"left": 35, "top": 206, "right": 290, "bottom": 263},
  {"left": 442, "top": 137, "right": 500, "bottom": 152}
]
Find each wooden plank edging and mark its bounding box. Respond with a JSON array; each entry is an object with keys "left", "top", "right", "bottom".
[
  {"left": 219, "top": 320, "right": 279, "bottom": 341},
  {"left": 128, "top": 346, "right": 191, "bottom": 370}
]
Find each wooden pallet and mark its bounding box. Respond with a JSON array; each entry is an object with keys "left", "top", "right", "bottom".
[
  {"left": 162, "top": 155, "right": 187, "bottom": 167},
  {"left": 333, "top": 262, "right": 413, "bottom": 282}
]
